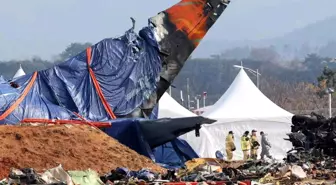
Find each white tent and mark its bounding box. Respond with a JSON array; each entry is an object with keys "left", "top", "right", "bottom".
[
  {"left": 181, "top": 69, "right": 293, "bottom": 160},
  {"left": 158, "top": 93, "right": 214, "bottom": 152},
  {"left": 0, "top": 75, "right": 5, "bottom": 83},
  {"left": 158, "top": 93, "right": 216, "bottom": 155},
  {"left": 13, "top": 64, "right": 26, "bottom": 79},
  {"left": 158, "top": 92, "right": 196, "bottom": 118}
]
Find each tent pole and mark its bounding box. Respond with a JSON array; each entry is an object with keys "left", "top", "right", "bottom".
[{"left": 203, "top": 96, "right": 205, "bottom": 108}]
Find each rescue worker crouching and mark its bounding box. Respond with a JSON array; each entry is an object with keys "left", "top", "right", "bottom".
[
  {"left": 250, "top": 129, "right": 260, "bottom": 160},
  {"left": 225, "top": 131, "right": 236, "bottom": 161},
  {"left": 241, "top": 131, "right": 250, "bottom": 160}
]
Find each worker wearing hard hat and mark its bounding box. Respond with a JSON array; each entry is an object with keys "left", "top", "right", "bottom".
[
  {"left": 241, "top": 131, "right": 250, "bottom": 160},
  {"left": 225, "top": 131, "right": 236, "bottom": 161},
  {"left": 250, "top": 130, "right": 260, "bottom": 160}
]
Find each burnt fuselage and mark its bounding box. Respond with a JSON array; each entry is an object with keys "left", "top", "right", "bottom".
[{"left": 127, "top": 0, "right": 231, "bottom": 118}]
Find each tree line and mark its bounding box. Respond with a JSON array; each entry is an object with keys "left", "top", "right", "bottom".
[{"left": 1, "top": 42, "right": 336, "bottom": 116}]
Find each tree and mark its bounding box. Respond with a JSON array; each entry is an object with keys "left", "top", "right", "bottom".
[
  {"left": 304, "top": 53, "right": 322, "bottom": 64},
  {"left": 302, "top": 53, "right": 333, "bottom": 72},
  {"left": 248, "top": 46, "right": 280, "bottom": 62},
  {"left": 316, "top": 66, "right": 336, "bottom": 97},
  {"left": 220, "top": 46, "right": 250, "bottom": 60},
  {"left": 299, "top": 43, "right": 313, "bottom": 58},
  {"left": 210, "top": 54, "right": 220, "bottom": 60},
  {"left": 58, "top": 42, "right": 92, "bottom": 62}
]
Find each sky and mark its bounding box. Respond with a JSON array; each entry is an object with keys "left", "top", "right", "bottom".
[{"left": 1, "top": 0, "right": 336, "bottom": 60}]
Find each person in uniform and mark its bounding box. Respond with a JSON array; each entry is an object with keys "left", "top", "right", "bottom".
[
  {"left": 260, "top": 131, "right": 273, "bottom": 160},
  {"left": 241, "top": 131, "right": 250, "bottom": 160},
  {"left": 225, "top": 131, "right": 236, "bottom": 161},
  {"left": 250, "top": 129, "right": 260, "bottom": 160}
]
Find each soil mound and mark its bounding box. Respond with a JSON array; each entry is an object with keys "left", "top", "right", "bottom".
[{"left": 0, "top": 124, "right": 165, "bottom": 179}]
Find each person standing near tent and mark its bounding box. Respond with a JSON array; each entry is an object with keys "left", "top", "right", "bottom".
[
  {"left": 225, "top": 131, "right": 236, "bottom": 160},
  {"left": 241, "top": 131, "right": 250, "bottom": 160},
  {"left": 260, "top": 131, "right": 273, "bottom": 160},
  {"left": 250, "top": 130, "right": 260, "bottom": 160}
]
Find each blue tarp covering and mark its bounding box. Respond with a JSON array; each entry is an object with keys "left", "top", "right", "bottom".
[
  {"left": 102, "top": 118, "right": 155, "bottom": 160},
  {"left": 0, "top": 26, "right": 161, "bottom": 124},
  {"left": 0, "top": 20, "right": 198, "bottom": 167},
  {"left": 102, "top": 103, "right": 199, "bottom": 167},
  {"left": 149, "top": 104, "right": 158, "bottom": 120},
  {"left": 154, "top": 138, "right": 199, "bottom": 168},
  {"left": 152, "top": 103, "right": 199, "bottom": 168}
]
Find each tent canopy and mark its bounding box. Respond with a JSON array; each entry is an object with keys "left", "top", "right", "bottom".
[
  {"left": 0, "top": 76, "right": 5, "bottom": 83},
  {"left": 158, "top": 92, "right": 196, "bottom": 118},
  {"left": 203, "top": 69, "right": 293, "bottom": 121},
  {"left": 13, "top": 64, "right": 26, "bottom": 79},
  {"left": 182, "top": 69, "right": 293, "bottom": 159}
]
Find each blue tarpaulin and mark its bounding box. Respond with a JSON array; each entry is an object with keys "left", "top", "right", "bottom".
[
  {"left": 102, "top": 105, "right": 158, "bottom": 159},
  {"left": 154, "top": 138, "right": 199, "bottom": 168},
  {"left": 0, "top": 20, "right": 199, "bottom": 166},
  {"left": 151, "top": 103, "right": 199, "bottom": 168},
  {"left": 102, "top": 118, "right": 155, "bottom": 160},
  {"left": 103, "top": 118, "right": 199, "bottom": 166},
  {"left": 0, "top": 26, "right": 161, "bottom": 124},
  {"left": 102, "top": 103, "right": 199, "bottom": 166},
  {"left": 149, "top": 104, "right": 158, "bottom": 120}
]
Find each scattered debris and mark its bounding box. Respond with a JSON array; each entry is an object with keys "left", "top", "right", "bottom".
[{"left": 3, "top": 112, "right": 336, "bottom": 184}]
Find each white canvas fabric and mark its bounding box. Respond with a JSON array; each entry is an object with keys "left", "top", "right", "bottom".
[
  {"left": 181, "top": 69, "right": 293, "bottom": 160},
  {"left": 13, "top": 64, "right": 26, "bottom": 79},
  {"left": 158, "top": 92, "right": 196, "bottom": 118},
  {"left": 157, "top": 92, "right": 208, "bottom": 157}
]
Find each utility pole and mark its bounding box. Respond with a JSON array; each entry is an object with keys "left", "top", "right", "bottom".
[
  {"left": 326, "top": 88, "right": 334, "bottom": 118},
  {"left": 180, "top": 90, "right": 184, "bottom": 106},
  {"left": 203, "top": 92, "right": 207, "bottom": 108},
  {"left": 187, "top": 78, "right": 190, "bottom": 110},
  {"left": 329, "top": 93, "right": 332, "bottom": 118},
  {"left": 256, "top": 69, "right": 260, "bottom": 89},
  {"left": 169, "top": 86, "right": 172, "bottom": 95},
  {"left": 233, "top": 64, "right": 261, "bottom": 89},
  {"left": 196, "top": 97, "right": 200, "bottom": 110}
]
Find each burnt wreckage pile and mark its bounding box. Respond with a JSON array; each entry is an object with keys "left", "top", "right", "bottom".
[{"left": 286, "top": 112, "right": 336, "bottom": 160}]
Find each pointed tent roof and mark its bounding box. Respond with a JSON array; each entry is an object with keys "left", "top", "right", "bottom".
[
  {"left": 13, "top": 64, "right": 26, "bottom": 79},
  {"left": 158, "top": 92, "right": 197, "bottom": 118},
  {"left": 0, "top": 76, "right": 5, "bottom": 83},
  {"left": 203, "top": 69, "right": 293, "bottom": 120}
]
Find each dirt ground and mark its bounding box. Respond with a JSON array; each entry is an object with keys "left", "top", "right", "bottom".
[{"left": 0, "top": 124, "right": 165, "bottom": 179}]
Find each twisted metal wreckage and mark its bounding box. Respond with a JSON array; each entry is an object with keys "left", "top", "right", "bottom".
[
  {"left": 287, "top": 113, "right": 336, "bottom": 160},
  {"left": 0, "top": 0, "right": 231, "bottom": 126}
]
